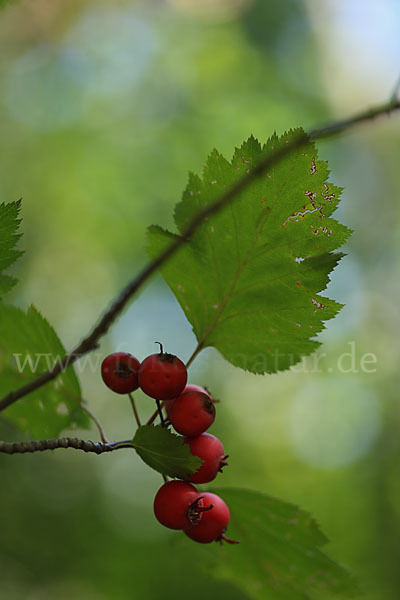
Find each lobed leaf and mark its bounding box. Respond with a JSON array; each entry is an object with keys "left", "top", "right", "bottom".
[
  {"left": 0, "top": 201, "right": 88, "bottom": 437},
  {"left": 0, "top": 304, "right": 88, "bottom": 438},
  {"left": 196, "top": 488, "right": 358, "bottom": 599},
  {"left": 147, "top": 130, "right": 352, "bottom": 373}
]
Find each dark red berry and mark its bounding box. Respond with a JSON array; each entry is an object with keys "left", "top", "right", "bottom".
[
  {"left": 184, "top": 433, "right": 228, "bottom": 484},
  {"left": 184, "top": 492, "right": 238, "bottom": 544},
  {"left": 139, "top": 347, "right": 187, "bottom": 400},
  {"left": 101, "top": 352, "right": 140, "bottom": 394},
  {"left": 169, "top": 390, "right": 215, "bottom": 437},
  {"left": 153, "top": 480, "right": 209, "bottom": 530},
  {"left": 165, "top": 384, "right": 212, "bottom": 418}
]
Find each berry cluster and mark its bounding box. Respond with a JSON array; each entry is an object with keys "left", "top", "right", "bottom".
[
  {"left": 100, "top": 345, "right": 187, "bottom": 399},
  {"left": 101, "top": 346, "right": 236, "bottom": 545}
]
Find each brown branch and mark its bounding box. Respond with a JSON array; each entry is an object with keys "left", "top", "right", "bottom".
[
  {"left": 0, "top": 437, "right": 133, "bottom": 455},
  {"left": 0, "top": 97, "right": 399, "bottom": 414}
]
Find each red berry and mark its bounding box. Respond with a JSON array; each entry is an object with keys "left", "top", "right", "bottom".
[
  {"left": 153, "top": 480, "right": 208, "bottom": 530},
  {"left": 184, "top": 492, "right": 238, "bottom": 544},
  {"left": 165, "top": 384, "right": 212, "bottom": 418},
  {"left": 139, "top": 347, "right": 187, "bottom": 400},
  {"left": 101, "top": 352, "right": 140, "bottom": 394},
  {"left": 169, "top": 390, "right": 215, "bottom": 437},
  {"left": 184, "top": 433, "right": 228, "bottom": 484}
]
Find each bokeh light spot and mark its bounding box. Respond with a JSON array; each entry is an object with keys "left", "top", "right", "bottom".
[{"left": 289, "top": 378, "right": 381, "bottom": 468}]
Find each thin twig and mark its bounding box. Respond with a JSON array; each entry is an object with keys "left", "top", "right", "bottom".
[
  {"left": 128, "top": 393, "right": 141, "bottom": 428},
  {"left": 0, "top": 96, "right": 399, "bottom": 414},
  {"left": 0, "top": 437, "right": 133, "bottom": 455},
  {"left": 81, "top": 403, "right": 109, "bottom": 444}
]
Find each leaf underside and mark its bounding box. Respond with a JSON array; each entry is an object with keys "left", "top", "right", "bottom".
[
  {"left": 132, "top": 425, "right": 202, "bottom": 479},
  {"left": 147, "top": 130, "right": 352, "bottom": 373},
  {"left": 198, "top": 488, "right": 358, "bottom": 600}
]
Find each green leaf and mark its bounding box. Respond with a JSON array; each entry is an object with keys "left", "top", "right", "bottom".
[
  {"left": 0, "top": 304, "right": 89, "bottom": 438},
  {"left": 0, "top": 200, "right": 23, "bottom": 297},
  {"left": 131, "top": 424, "right": 202, "bottom": 478},
  {"left": 147, "top": 131, "right": 352, "bottom": 373},
  {"left": 196, "top": 488, "right": 358, "bottom": 599}
]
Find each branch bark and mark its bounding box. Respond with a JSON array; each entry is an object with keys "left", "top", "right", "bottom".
[
  {"left": 0, "top": 96, "right": 399, "bottom": 414},
  {"left": 0, "top": 437, "right": 133, "bottom": 455}
]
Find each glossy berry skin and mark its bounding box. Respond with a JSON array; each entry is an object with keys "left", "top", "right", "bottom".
[
  {"left": 101, "top": 352, "right": 140, "bottom": 394},
  {"left": 153, "top": 480, "right": 204, "bottom": 530},
  {"left": 169, "top": 390, "right": 215, "bottom": 437},
  {"left": 165, "top": 384, "right": 212, "bottom": 419},
  {"left": 139, "top": 352, "right": 187, "bottom": 400},
  {"left": 184, "top": 433, "right": 228, "bottom": 484},
  {"left": 184, "top": 493, "right": 232, "bottom": 543}
]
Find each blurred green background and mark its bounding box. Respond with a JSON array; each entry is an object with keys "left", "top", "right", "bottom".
[{"left": 1, "top": 0, "right": 400, "bottom": 598}]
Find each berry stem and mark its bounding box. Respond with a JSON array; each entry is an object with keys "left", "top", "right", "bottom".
[
  {"left": 220, "top": 533, "right": 240, "bottom": 545},
  {"left": 155, "top": 341, "right": 164, "bottom": 354},
  {"left": 81, "top": 402, "right": 109, "bottom": 444},
  {"left": 186, "top": 342, "right": 204, "bottom": 369},
  {"left": 156, "top": 398, "right": 165, "bottom": 427},
  {"left": 146, "top": 401, "right": 167, "bottom": 426},
  {"left": 128, "top": 393, "right": 141, "bottom": 428}
]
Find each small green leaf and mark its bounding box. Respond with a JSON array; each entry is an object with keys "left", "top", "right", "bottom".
[
  {"left": 147, "top": 131, "right": 352, "bottom": 374},
  {"left": 0, "top": 200, "right": 23, "bottom": 297},
  {"left": 0, "top": 304, "right": 89, "bottom": 438},
  {"left": 131, "top": 425, "right": 202, "bottom": 478},
  {"left": 196, "top": 488, "right": 358, "bottom": 599}
]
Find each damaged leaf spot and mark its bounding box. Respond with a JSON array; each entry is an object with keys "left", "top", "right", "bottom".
[
  {"left": 322, "top": 183, "right": 336, "bottom": 202},
  {"left": 310, "top": 157, "right": 317, "bottom": 174},
  {"left": 312, "top": 225, "right": 333, "bottom": 236},
  {"left": 311, "top": 298, "right": 326, "bottom": 309},
  {"left": 281, "top": 195, "right": 323, "bottom": 228}
]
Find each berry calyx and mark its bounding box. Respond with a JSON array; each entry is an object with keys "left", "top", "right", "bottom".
[
  {"left": 101, "top": 352, "right": 140, "bottom": 394},
  {"left": 165, "top": 384, "right": 212, "bottom": 418},
  {"left": 169, "top": 390, "right": 216, "bottom": 437},
  {"left": 153, "top": 480, "right": 208, "bottom": 530},
  {"left": 139, "top": 345, "right": 187, "bottom": 400},
  {"left": 184, "top": 492, "right": 238, "bottom": 544},
  {"left": 184, "top": 433, "right": 228, "bottom": 484}
]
